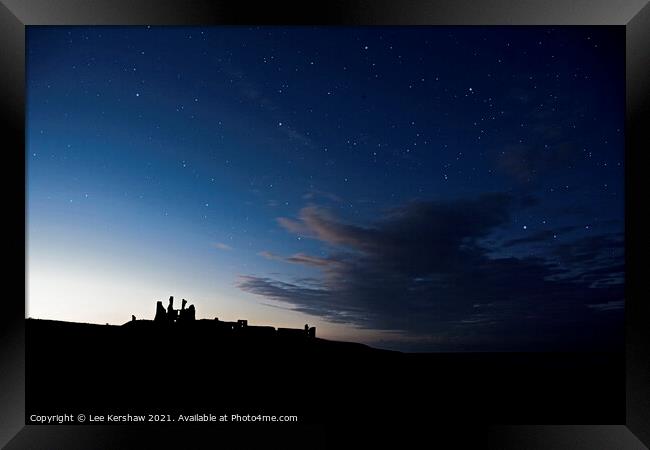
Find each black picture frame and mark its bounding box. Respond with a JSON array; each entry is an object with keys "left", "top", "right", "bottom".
[{"left": 1, "top": 1, "right": 648, "bottom": 448}]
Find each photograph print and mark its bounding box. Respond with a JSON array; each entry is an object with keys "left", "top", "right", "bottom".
[{"left": 26, "top": 25, "right": 625, "bottom": 424}]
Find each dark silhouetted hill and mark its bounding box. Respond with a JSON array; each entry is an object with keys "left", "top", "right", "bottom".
[{"left": 26, "top": 318, "right": 623, "bottom": 424}]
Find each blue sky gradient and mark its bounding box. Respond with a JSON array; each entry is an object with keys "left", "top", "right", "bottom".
[{"left": 27, "top": 26, "right": 624, "bottom": 351}]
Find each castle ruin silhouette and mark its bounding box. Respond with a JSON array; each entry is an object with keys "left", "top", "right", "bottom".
[{"left": 147, "top": 295, "right": 316, "bottom": 338}]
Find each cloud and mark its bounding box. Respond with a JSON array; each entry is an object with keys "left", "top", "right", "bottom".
[
  {"left": 211, "top": 242, "right": 233, "bottom": 251},
  {"left": 279, "top": 124, "right": 315, "bottom": 148},
  {"left": 259, "top": 250, "right": 343, "bottom": 268},
  {"left": 548, "top": 233, "right": 624, "bottom": 287},
  {"left": 587, "top": 300, "right": 624, "bottom": 312},
  {"left": 501, "top": 226, "right": 578, "bottom": 247},
  {"left": 258, "top": 250, "right": 278, "bottom": 259},
  {"left": 285, "top": 253, "right": 340, "bottom": 267},
  {"left": 224, "top": 64, "right": 315, "bottom": 148},
  {"left": 302, "top": 190, "right": 342, "bottom": 203},
  {"left": 239, "top": 194, "right": 624, "bottom": 351},
  {"left": 258, "top": 250, "right": 286, "bottom": 262},
  {"left": 276, "top": 217, "right": 310, "bottom": 235}
]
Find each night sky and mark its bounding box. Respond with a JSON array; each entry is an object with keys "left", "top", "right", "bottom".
[{"left": 27, "top": 26, "right": 624, "bottom": 351}]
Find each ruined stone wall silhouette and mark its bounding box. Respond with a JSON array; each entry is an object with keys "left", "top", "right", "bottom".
[{"left": 144, "top": 296, "right": 314, "bottom": 338}]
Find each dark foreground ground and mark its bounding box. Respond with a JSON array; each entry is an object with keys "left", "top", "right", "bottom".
[{"left": 26, "top": 318, "right": 624, "bottom": 424}]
